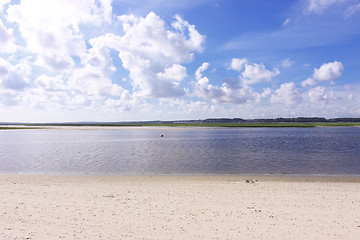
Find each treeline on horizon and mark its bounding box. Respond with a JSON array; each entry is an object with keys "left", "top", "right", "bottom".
[
  {"left": 199, "top": 117, "right": 360, "bottom": 123},
  {"left": 2, "top": 117, "right": 360, "bottom": 126}
]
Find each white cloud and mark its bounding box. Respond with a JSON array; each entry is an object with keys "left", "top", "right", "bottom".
[
  {"left": 1, "top": 6, "right": 204, "bottom": 112},
  {"left": 261, "top": 87, "right": 273, "bottom": 98},
  {"left": 31, "top": 43, "right": 129, "bottom": 109},
  {"left": 195, "top": 76, "right": 224, "bottom": 100},
  {"left": 282, "top": 18, "right": 291, "bottom": 26},
  {"left": 26, "top": 86, "right": 70, "bottom": 109},
  {"left": 115, "top": 12, "right": 204, "bottom": 64},
  {"left": 6, "top": 0, "right": 113, "bottom": 71},
  {"left": 271, "top": 82, "right": 302, "bottom": 105},
  {"left": 344, "top": 3, "right": 360, "bottom": 18},
  {"left": 31, "top": 70, "right": 132, "bottom": 111},
  {"left": 0, "top": 57, "right": 31, "bottom": 90},
  {"left": 194, "top": 60, "right": 280, "bottom": 105},
  {"left": 0, "top": 19, "right": 16, "bottom": 53},
  {"left": 308, "top": 86, "right": 327, "bottom": 102},
  {"left": 230, "top": 58, "right": 247, "bottom": 71},
  {"left": 98, "top": 0, "right": 114, "bottom": 23},
  {"left": 241, "top": 63, "right": 280, "bottom": 85},
  {"left": 68, "top": 66, "right": 120, "bottom": 98},
  {"left": 0, "top": 90, "right": 19, "bottom": 106},
  {"left": 195, "top": 79, "right": 261, "bottom": 104},
  {"left": 157, "top": 64, "right": 187, "bottom": 82},
  {"left": 282, "top": 58, "right": 294, "bottom": 68},
  {"left": 0, "top": 0, "right": 10, "bottom": 11},
  {"left": 159, "top": 98, "right": 211, "bottom": 115},
  {"left": 81, "top": 41, "right": 116, "bottom": 74},
  {"left": 1, "top": 1, "right": 358, "bottom": 121},
  {"left": 218, "top": 84, "right": 263, "bottom": 104},
  {"left": 306, "top": 0, "right": 346, "bottom": 14},
  {"left": 104, "top": 98, "right": 131, "bottom": 111},
  {"left": 301, "top": 77, "right": 317, "bottom": 87},
  {"left": 301, "top": 61, "right": 344, "bottom": 88},
  {"left": 89, "top": 12, "right": 204, "bottom": 98},
  {"left": 195, "top": 62, "right": 209, "bottom": 80},
  {"left": 194, "top": 62, "right": 269, "bottom": 104},
  {"left": 313, "top": 61, "right": 343, "bottom": 81},
  {"left": 308, "top": 86, "right": 340, "bottom": 103},
  {"left": 34, "top": 75, "right": 67, "bottom": 92}
]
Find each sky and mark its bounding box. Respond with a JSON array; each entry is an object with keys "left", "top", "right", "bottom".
[{"left": 0, "top": 0, "right": 360, "bottom": 122}]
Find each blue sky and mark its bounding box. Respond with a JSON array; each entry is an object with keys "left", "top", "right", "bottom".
[{"left": 0, "top": 0, "right": 359, "bottom": 122}]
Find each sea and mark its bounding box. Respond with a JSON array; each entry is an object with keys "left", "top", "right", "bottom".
[{"left": 0, "top": 127, "right": 359, "bottom": 175}]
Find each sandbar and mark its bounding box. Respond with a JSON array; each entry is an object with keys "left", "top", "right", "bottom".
[{"left": 1, "top": 175, "right": 360, "bottom": 239}]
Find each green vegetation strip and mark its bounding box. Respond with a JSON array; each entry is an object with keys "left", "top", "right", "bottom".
[
  {"left": 140, "top": 122, "right": 360, "bottom": 127},
  {"left": 16, "top": 122, "right": 360, "bottom": 128},
  {"left": 0, "top": 127, "right": 44, "bottom": 130}
]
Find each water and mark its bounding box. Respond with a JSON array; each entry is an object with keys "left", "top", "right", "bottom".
[{"left": 0, "top": 127, "right": 359, "bottom": 175}]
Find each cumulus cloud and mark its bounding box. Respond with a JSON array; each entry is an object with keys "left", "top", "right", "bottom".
[
  {"left": 301, "top": 77, "right": 317, "bottom": 87},
  {"left": 2, "top": 1, "right": 356, "bottom": 120},
  {"left": 308, "top": 86, "right": 327, "bottom": 102},
  {"left": 0, "top": 19, "right": 16, "bottom": 53},
  {"left": 157, "top": 64, "right": 187, "bottom": 82},
  {"left": 241, "top": 63, "right": 280, "bottom": 85},
  {"left": 68, "top": 66, "right": 123, "bottom": 98},
  {"left": 194, "top": 60, "right": 279, "bottom": 105},
  {"left": 114, "top": 12, "right": 204, "bottom": 63},
  {"left": 6, "top": 0, "right": 113, "bottom": 71},
  {"left": 195, "top": 62, "right": 209, "bottom": 80},
  {"left": 308, "top": 86, "right": 340, "bottom": 103},
  {"left": 195, "top": 64, "right": 224, "bottom": 100},
  {"left": 313, "top": 61, "right": 343, "bottom": 81},
  {"left": 34, "top": 75, "right": 67, "bottom": 92},
  {"left": 90, "top": 12, "right": 204, "bottom": 98},
  {"left": 271, "top": 82, "right": 302, "bottom": 105},
  {"left": 301, "top": 61, "right": 344, "bottom": 87},
  {"left": 1, "top": 8, "right": 204, "bottom": 112},
  {"left": 0, "top": 58, "right": 31, "bottom": 90},
  {"left": 195, "top": 79, "right": 261, "bottom": 104},
  {"left": 31, "top": 71, "right": 131, "bottom": 110},
  {"left": 82, "top": 41, "right": 116, "bottom": 74},
  {"left": 230, "top": 58, "right": 247, "bottom": 71},
  {"left": 194, "top": 63, "right": 269, "bottom": 104},
  {"left": 29, "top": 42, "right": 130, "bottom": 110}
]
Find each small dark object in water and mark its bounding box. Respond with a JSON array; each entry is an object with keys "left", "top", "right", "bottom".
[{"left": 160, "top": 134, "right": 163, "bottom": 137}]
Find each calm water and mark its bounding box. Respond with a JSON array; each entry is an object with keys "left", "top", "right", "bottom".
[{"left": 0, "top": 127, "right": 359, "bottom": 175}]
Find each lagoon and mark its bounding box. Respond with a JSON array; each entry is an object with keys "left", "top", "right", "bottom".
[{"left": 0, "top": 127, "right": 359, "bottom": 175}]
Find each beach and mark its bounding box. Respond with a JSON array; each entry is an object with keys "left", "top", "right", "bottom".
[{"left": 1, "top": 175, "right": 360, "bottom": 239}]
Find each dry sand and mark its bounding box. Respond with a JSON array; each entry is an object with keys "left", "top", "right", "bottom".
[{"left": 1, "top": 175, "right": 360, "bottom": 239}]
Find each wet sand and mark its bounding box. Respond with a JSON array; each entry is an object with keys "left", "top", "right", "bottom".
[{"left": 1, "top": 175, "right": 360, "bottom": 239}]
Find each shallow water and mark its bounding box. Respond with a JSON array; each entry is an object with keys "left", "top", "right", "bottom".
[{"left": 0, "top": 127, "right": 359, "bottom": 175}]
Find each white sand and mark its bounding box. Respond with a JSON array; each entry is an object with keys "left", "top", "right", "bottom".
[{"left": 1, "top": 175, "right": 360, "bottom": 239}]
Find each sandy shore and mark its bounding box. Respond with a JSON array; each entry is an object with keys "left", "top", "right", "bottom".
[{"left": 1, "top": 175, "right": 360, "bottom": 239}]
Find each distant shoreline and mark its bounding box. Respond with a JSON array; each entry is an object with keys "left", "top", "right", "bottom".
[
  {"left": 2, "top": 116, "right": 360, "bottom": 129},
  {"left": 1, "top": 174, "right": 360, "bottom": 182},
  {"left": 2, "top": 122, "right": 360, "bottom": 129}
]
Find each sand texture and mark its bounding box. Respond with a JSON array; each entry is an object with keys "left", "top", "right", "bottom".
[{"left": 1, "top": 175, "right": 360, "bottom": 239}]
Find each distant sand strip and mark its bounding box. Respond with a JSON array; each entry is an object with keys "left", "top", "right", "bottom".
[{"left": 1, "top": 175, "right": 360, "bottom": 239}]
